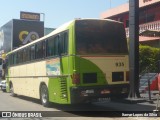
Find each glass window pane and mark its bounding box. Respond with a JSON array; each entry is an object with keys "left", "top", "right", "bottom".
[
  {"left": 75, "top": 20, "right": 128, "bottom": 55},
  {"left": 47, "top": 38, "right": 54, "bottom": 57},
  {"left": 30, "top": 45, "right": 35, "bottom": 60},
  {"left": 35, "top": 42, "right": 44, "bottom": 59}
]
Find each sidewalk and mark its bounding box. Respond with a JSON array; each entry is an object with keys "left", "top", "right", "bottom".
[
  {"left": 94, "top": 91, "right": 160, "bottom": 111},
  {"left": 94, "top": 95, "right": 160, "bottom": 117}
]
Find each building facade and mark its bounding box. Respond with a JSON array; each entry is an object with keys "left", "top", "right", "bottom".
[
  {"left": 101, "top": 0, "right": 160, "bottom": 47},
  {"left": 0, "top": 19, "right": 44, "bottom": 54}
]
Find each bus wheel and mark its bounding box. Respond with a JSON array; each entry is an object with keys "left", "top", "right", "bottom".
[
  {"left": 10, "top": 83, "right": 16, "bottom": 97},
  {"left": 40, "top": 84, "right": 50, "bottom": 107}
]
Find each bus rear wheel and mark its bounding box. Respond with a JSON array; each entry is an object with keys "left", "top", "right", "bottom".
[
  {"left": 10, "top": 83, "right": 16, "bottom": 97},
  {"left": 40, "top": 84, "right": 50, "bottom": 107}
]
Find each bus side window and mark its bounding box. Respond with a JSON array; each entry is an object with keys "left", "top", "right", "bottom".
[
  {"left": 26, "top": 47, "right": 30, "bottom": 62},
  {"left": 8, "top": 54, "right": 12, "bottom": 66},
  {"left": 18, "top": 50, "right": 23, "bottom": 64},
  {"left": 46, "top": 37, "right": 54, "bottom": 57},
  {"left": 22, "top": 47, "right": 30, "bottom": 62},
  {"left": 35, "top": 42, "right": 44, "bottom": 59},
  {"left": 13, "top": 54, "right": 15, "bottom": 65},
  {"left": 11, "top": 55, "right": 13, "bottom": 66},
  {"left": 60, "top": 32, "right": 68, "bottom": 55},
  {"left": 54, "top": 35, "right": 59, "bottom": 56},
  {"left": 42, "top": 41, "right": 46, "bottom": 58},
  {"left": 23, "top": 49, "right": 27, "bottom": 63},
  {"left": 30, "top": 45, "right": 35, "bottom": 61}
]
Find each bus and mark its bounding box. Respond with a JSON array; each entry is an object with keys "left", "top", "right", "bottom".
[{"left": 6, "top": 18, "right": 129, "bottom": 107}]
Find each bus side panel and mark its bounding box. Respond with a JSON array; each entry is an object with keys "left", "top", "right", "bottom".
[
  {"left": 47, "top": 24, "right": 74, "bottom": 104},
  {"left": 47, "top": 56, "right": 71, "bottom": 104},
  {"left": 48, "top": 77, "right": 69, "bottom": 104},
  {"left": 34, "top": 61, "right": 48, "bottom": 99}
]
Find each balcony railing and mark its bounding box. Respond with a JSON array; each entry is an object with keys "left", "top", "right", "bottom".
[{"left": 125, "top": 20, "right": 160, "bottom": 37}]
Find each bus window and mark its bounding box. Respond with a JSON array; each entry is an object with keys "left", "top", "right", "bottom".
[
  {"left": 75, "top": 20, "right": 128, "bottom": 55},
  {"left": 35, "top": 42, "right": 44, "bottom": 59},
  {"left": 23, "top": 49, "right": 27, "bottom": 62},
  {"left": 46, "top": 37, "right": 54, "bottom": 57},
  {"left": 30, "top": 45, "right": 35, "bottom": 60},
  {"left": 60, "top": 32, "right": 68, "bottom": 55},
  {"left": 18, "top": 50, "right": 23, "bottom": 63},
  {"left": 54, "top": 36, "right": 59, "bottom": 56},
  {"left": 42, "top": 41, "right": 46, "bottom": 58},
  {"left": 26, "top": 47, "right": 30, "bottom": 62},
  {"left": 13, "top": 53, "right": 17, "bottom": 65},
  {"left": 8, "top": 54, "right": 13, "bottom": 66},
  {"left": 23, "top": 47, "right": 30, "bottom": 62}
]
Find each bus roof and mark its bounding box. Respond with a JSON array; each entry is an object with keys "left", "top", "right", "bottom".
[{"left": 7, "top": 18, "right": 122, "bottom": 54}]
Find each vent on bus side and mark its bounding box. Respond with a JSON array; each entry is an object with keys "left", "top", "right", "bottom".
[
  {"left": 112, "top": 72, "right": 124, "bottom": 82},
  {"left": 83, "top": 73, "right": 97, "bottom": 84},
  {"left": 60, "top": 78, "right": 68, "bottom": 101}
]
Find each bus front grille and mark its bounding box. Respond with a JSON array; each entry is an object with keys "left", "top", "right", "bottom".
[{"left": 112, "top": 72, "right": 124, "bottom": 82}]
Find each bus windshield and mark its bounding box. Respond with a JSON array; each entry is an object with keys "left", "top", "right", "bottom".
[{"left": 75, "top": 20, "right": 128, "bottom": 55}]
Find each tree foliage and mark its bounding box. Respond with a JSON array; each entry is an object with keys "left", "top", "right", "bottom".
[{"left": 139, "top": 45, "right": 160, "bottom": 73}]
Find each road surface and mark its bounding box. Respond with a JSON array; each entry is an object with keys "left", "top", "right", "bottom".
[{"left": 0, "top": 90, "right": 159, "bottom": 120}]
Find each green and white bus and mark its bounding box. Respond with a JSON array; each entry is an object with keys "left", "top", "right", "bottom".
[{"left": 6, "top": 18, "right": 129, "bottom": 107}]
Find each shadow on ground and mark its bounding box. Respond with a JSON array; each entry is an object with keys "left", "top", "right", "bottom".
[{"left": 14, "top": 95, "right": 160, "bottom": 117}]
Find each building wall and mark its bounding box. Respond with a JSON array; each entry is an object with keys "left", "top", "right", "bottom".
[
  {"left": 101, "top": 1, "right": 160, "bottom": 48},
  {"left": 0, "top": 19, "right": 44, "bottom": 54},
  {"left": 106, "top": 2, "right": 160, "bottom": 28}
]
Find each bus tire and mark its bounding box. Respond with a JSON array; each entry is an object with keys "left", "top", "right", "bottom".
[
  {"left": 10, "top": 83, "right": 16, "bottom": 97},
  {"left": 40, "top": 84, "right": 50, "bottom": 107}
]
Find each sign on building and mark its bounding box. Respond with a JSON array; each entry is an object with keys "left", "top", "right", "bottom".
[
  {"left": 20, "top": 11, "right": 40, "bottom": 21},
  {"left": 0, "top": 19, "right": 44, "bottom": 54}
]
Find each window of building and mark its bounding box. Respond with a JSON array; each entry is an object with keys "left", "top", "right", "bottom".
[
  {"left": 126, "top": 20, "right": 129, "bottom": 28},
  {"left": 147, "top": 14, "right": 155, "bottom": 22},
  {"left": 118, "top": 18, "right": 123, "bottom": 22}
]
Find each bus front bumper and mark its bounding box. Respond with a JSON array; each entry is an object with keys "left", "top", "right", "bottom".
[{"left": 70, "top": 84, "right": 129, "bottom": 103}]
